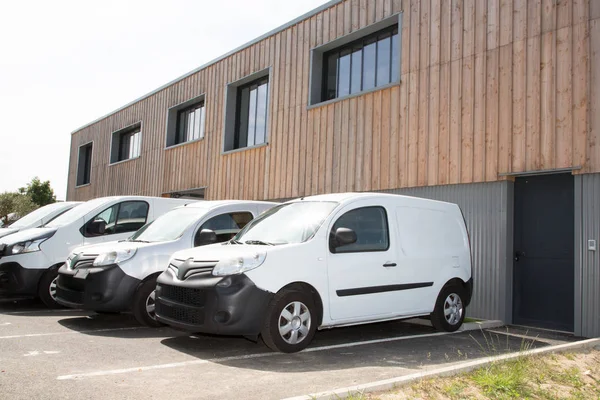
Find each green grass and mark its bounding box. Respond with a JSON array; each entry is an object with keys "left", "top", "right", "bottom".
[
  {"left": 443, "top": 381, "right": 469, "bottom": 398},
  {"left": 470, "top": 357, "right": 532, "bottom": 399}
]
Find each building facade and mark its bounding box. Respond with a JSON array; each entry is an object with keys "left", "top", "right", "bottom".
[{"left": 67, "top": 0, "right": 600, "bottom": 337}]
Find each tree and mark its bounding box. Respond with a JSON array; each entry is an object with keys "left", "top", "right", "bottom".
[
  {"left": 0, "top": 192, "right": 37, "bottom": 225},
  {"left": 19, "top": 177, "right": 56, "bottom": 207}
]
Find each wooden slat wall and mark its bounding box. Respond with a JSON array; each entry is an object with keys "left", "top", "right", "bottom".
[{"left": 67, "top": 0, "right": 598, "bottom": 201}]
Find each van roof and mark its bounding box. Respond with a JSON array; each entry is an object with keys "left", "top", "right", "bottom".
[
  {"left": 288, "top": 192, "right": 456, "bottom": 207},
  {"left": 83, "top": 196, "right": 191, "bottom": 203},
  {"left": 174, "top": 199, "right": 277, "bottom": 210}
]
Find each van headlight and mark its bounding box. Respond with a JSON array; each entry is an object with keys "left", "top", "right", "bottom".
[
  {"left": 212, "top": 252, "right": 267, "bottom": 276},
  {"left": 10, "top": 238, "right": 47, "bottom": 255},
  {"left": 93, "top": 249, "right": 137, "bottom": 267}
]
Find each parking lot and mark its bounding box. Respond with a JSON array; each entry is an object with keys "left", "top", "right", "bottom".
[{"left": 0, "top": 298, "right": 582, "bottom": 400}]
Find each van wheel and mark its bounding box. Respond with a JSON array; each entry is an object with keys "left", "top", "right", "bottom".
[
  {"left": 431, "top": 284, "right": 466, "bottom": 332},
  {"left": 38, "top": 268, "right": 63, "bottom": 309},
  {"left": 132, "top": 278, "right": 164, "bottom": 328},
  {"left": 261, "top": 289, "right": 317, "bottom": 353}
]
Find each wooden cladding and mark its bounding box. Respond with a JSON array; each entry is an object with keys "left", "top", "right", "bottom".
[{"left": 67, "top": 0, "right": 600, "bottom": 202}]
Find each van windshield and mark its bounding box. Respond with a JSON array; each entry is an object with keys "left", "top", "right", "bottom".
[
  {"left": 129, "top": 207, "right": 208, "bottom": 242},
  {"left": 46, "top": 198, "right": 108, "bottom": 228},
  {"left": 11, "top": 203, "right": 70, "bottom": 228},
  {"left": 234, "top": 201, "right": 338, "bottom": 245}
]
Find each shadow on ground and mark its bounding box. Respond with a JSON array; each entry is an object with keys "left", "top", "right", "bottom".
[
  {"left": 0, "top": 298, "right": 89, "bottom": 317},
  {"left": 159, "top": 322, "right": 577, "bottom": 374},
  {"left": 56, "top": 313, "right": 188, "bottom": 339}
]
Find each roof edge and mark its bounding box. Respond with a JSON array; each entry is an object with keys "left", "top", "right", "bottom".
[{"left": 71, "top": 0, "right": 342, "bottom": 135}]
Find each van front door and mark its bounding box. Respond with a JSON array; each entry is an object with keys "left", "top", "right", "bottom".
[{"left": 326, "top": 203, "right": 401, "bottom": 321}]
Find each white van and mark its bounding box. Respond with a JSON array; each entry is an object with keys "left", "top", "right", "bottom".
[
  {"left": 55, "top": 200, "right": 275, "bottom": 326},
  {"left": 0, "top": 196, "right": 192, "bottom": 307},
  {"left": 155, "top": 193, "right": 473, "bottom": 353},
  {"left": 0, "top": 202, "right": 81, "bottom": 239}
]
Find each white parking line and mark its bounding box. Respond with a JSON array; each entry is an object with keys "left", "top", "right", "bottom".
[
  {"left": 56, "top": 331, "right": 454, "bottom": 380},
  {"left": 0, "top": 323, "right": 11, "bottom": 326},
  {"left": 0, "top": 326, "right": 146, "bottom": 340}
]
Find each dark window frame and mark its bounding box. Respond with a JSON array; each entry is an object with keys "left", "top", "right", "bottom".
[
  {"left": 234, "top": 76, "right": 269, "bottom": 150},
  {"left": 76, "top": 142, "right": 93, "bottom": 187},
  {"left": 329, "top": 206, "right": 391, "bottom": 254},
  {"left": 321, "top": 25, "right": 399, "bottom": 103},
  {"left": 175, "top": 101, "right": 205, "bottom": 145},
  {"left": 110, "top": 123, "right": 142, "bottom": 164}
]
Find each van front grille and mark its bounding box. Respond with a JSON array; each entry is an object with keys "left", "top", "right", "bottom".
[
  {"left": 155, "top": 301, "right": 205, "bottom": 326},
  {"left": 157, "top": 284, "right": 207, "bottom": 307}
]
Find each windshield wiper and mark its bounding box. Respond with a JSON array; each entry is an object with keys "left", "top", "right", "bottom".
[
  {"left": 227, "top": 239, "right": 243, "bottom": 245},
  {"left": 128, "top": 239, "right": 151, "bottom": 243},
  {"left": 244, "top": 240, "right": 275, "bottom": 246}
]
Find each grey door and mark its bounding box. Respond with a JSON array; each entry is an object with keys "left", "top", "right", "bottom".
[{"left": 513, "top": 174, "right": 574, "bottom": 332}]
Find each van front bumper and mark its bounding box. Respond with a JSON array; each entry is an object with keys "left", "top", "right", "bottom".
[
  {"left": 155, "top": 273, "right": 273, "bottom": 336},
  {"left": 0, "top": 262, "right": 45, "bottom": 297},
  {"left": 55, "top": 264, "right": 140, "bottom": 311}
]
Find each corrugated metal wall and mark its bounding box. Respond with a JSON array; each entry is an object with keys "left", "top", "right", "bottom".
[
  {"left": 383, "top": 181, "right": 513, "bottom": 322},
  {"left": 577, "top": 173, "right": 600, "bottom": 338}
]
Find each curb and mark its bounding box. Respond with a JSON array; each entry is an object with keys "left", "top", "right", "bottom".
[
  {"left": 283, "top": 337, "right": 600, "bottom": 400},
  {"left": 404, "top": 318, "right": 505, "bottom": 332}
]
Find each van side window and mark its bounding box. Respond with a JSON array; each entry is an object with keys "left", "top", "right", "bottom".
[
  {"left": 87, "top": 204, "right": 119, "bottom": 236},
  {"left": 83, "top": 201, "right": 149, "bottom": 237},
  {"left": 194, "top": 212, "right": 253, "bottom": 246},
  {"left": 115, "top": 201, "right": 149, "bottom": 233},
  {"left": 330, "top": 206, "right": 389, "bottom": 253}
]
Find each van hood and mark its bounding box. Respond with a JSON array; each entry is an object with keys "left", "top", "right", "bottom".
[
  {"left": 172, "top": 243, "right": 271, "bottom": 262},
  {"left": 72, "top": 240, "right": 161, "bottom": 256},
  {"left": 0, "top": 227, "right": 19, "bottom": 239},
  {"left": 0, "top": 227, "right": 58, "bottom": 246}
]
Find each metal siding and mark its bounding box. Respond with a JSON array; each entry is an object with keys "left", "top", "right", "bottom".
[
  {"left": 579, "top": 173, "right": 600, "bottom": 337},
  {"left": 382, "top": 181, "right": 512, "bottom": 321}
]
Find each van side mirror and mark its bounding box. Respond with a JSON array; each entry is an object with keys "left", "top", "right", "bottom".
[
  {"left": 331, "top": 227, "right": 357, "bottom": 252},
  {"left": 86, "top": 220, "right": 106, "bottom": 236},
  {"left": 196, "top": 229, "right": 218, "bottom": 246}
]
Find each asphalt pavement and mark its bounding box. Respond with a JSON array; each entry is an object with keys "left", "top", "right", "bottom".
[{"left": 0, "top": 298, "right": 581, "bottom": 399}]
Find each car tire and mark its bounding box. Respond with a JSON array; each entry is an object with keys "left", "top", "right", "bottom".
[
  {"left": 430, "top": 283, "right": 466, "bottom": 332},
  {"left": 132, "top": 278, "right": 164, "bottom": 328},
  {"left": 261, "top": 289, "right": 317, "bottom": 353},
  {"left": 38, "top": 268, "right": 63, "bottom": 309}
]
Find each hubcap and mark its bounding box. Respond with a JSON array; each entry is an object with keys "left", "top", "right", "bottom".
[
  {"left": 49, "top": 277, "right": 58, "bottom": 300},
  {"left": 444, "top": 293, "right": 463, "bottom": 326},
  {"left": 146, "top": 290, "right": 156, "bottom": 320},
  {"left": 278, "top": 301, "right": 311, "bottom": 345}
]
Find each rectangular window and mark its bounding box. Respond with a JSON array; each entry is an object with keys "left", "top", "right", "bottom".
[
  {"left": 76, "top": 143, "right": 92, "bottom": 186},
  {"left": 111, "top": 123, "right": 142, "bottom": 164},
  {"left": 176, "top": 102, "right": 205, "bottom": 145},
  {"left": 196, "top": 212, "right": 254, "bottom": 245},
  {"left": 330, "top": 206, "right": 390, "bottom": 253},
  {"left": 322, "top": 25, "right": 399, "bottom": 102},
  {"left": 235, "top": 77, "right": 269, "bottom": 150}
]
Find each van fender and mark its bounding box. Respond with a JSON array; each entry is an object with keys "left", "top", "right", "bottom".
[{"left": 432, "top": 267, "right": 472, "bottom": 303}]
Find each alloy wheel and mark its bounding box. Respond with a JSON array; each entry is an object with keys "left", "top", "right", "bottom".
[
  {"left": 278, "top": 301, "right": 311, "bottom": 345},
  {"left": 444, "top": 293, "right": 463, "bottom": 326},
  {"left": 146, "top": 290, "right": 156, "bottom": 320}
]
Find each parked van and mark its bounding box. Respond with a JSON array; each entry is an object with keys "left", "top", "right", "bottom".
[
  {"left": 0, "top": 202, "right": 81, "bottom": 239},
  {"left": 0, "top": 196, "right": 192, "bottom": 307},
  {"left": 55, "top": 200, "right": 276, "bottom": 326},
  {"left": 155, "top": 193, "right": 473, "bottom": 353}
]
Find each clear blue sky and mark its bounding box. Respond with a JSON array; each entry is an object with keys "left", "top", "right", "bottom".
[{"left": 0, "top": 0, "right": 330, "bottom": 200}]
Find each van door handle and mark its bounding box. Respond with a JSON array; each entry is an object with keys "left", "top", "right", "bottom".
[{"left": 383, "top": 262, "right": 397, "bottom": 267}]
